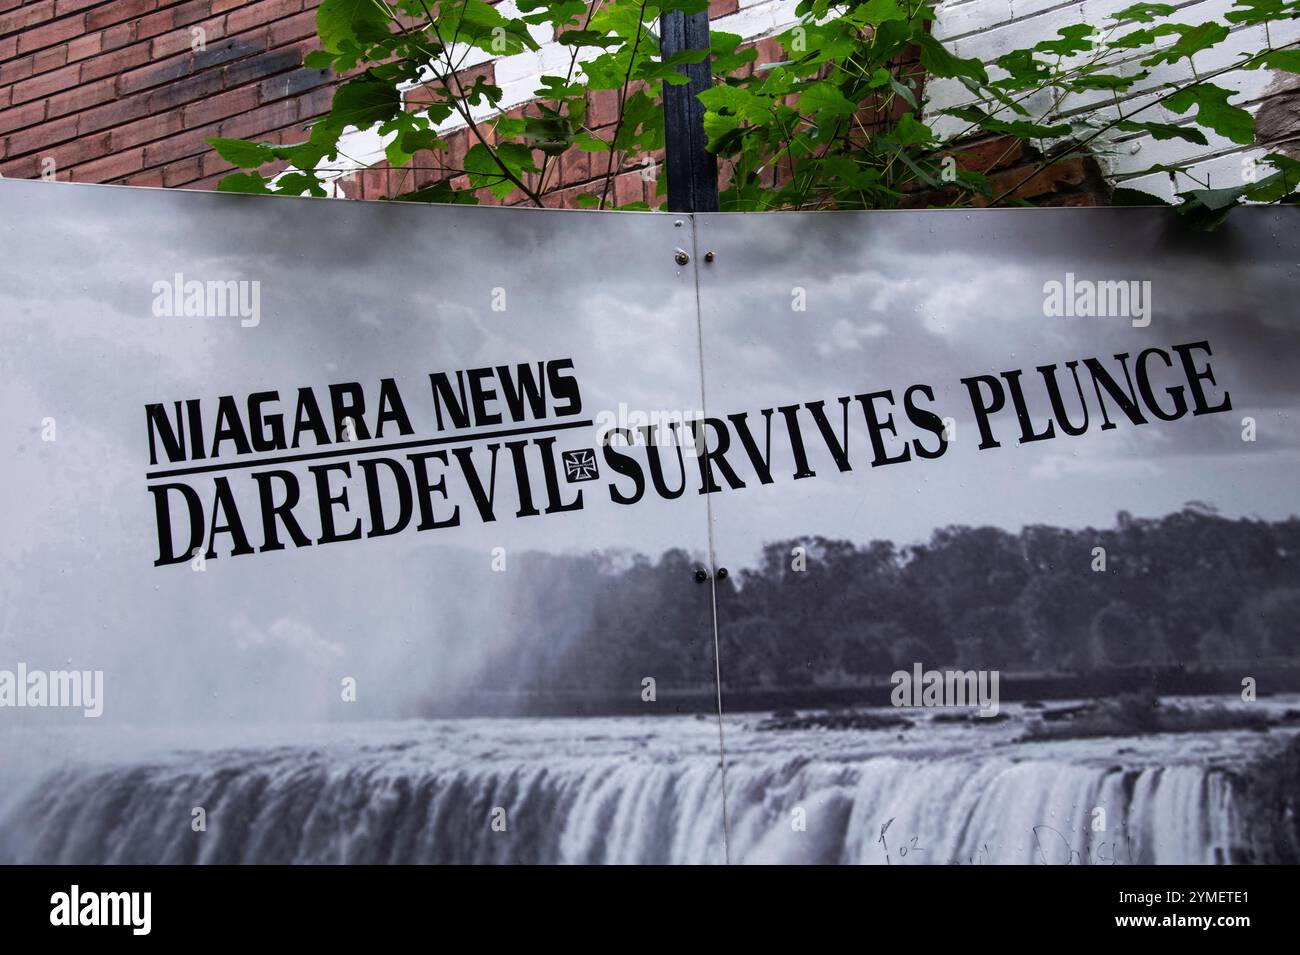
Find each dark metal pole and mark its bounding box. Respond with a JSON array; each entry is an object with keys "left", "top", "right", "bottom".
[{"left": 659, "top": 10, "right": 719, "bottom": 213}]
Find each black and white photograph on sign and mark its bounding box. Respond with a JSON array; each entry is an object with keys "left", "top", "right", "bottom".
[
  {"left": 2, "top": 181, "right": 1298, "bottom": 869},
  {"left": 695, "top": 209, "right": 1300, "bottom": 865}
]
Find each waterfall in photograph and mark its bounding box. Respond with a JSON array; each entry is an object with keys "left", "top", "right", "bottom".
[
  {"left": 724, "top": 757, "right": 1239, "bottom": 865},
  {"left": 0, "top": 702, "right": 1289, "bottom": 865}
]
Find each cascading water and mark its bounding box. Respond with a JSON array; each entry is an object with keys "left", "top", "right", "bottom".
[
  {"left": 0, "top": 710, "right": 1268, "bottom": 864},
  {"left": 0, "top": 755, "right": 728, "bottom": 864},
  {"left": 723, "top": 757, "right": 1242, "bottom": 864}
]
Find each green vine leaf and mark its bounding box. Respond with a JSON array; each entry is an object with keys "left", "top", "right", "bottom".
[
  {"left": 917, "top": 33, "right": 988, "bottom": 83},
  {"left": 216, "top": 172, "right": 273, "bottom": 194},
  {"left": 1142, "top": 22, "right": 1230, "bottom": 66},
  {"left": 1114, "top": 120, "right": 1209, "bottom": 145},
  {"left": 1164, "top": 83, "right": 1254, "bottom": 145},
  {"left": 209, "top": 138, "right": 278, "bottom": 168},
  {"left": 317, "top": 0, "right": 391, "bottom": 54}
]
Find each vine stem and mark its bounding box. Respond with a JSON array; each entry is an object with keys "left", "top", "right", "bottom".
[
  {"left": 537, "top": 1, "right": 607, "bottom": 196},
  {"left": 599, "top": 1, "right": 650, "bottom": 209},
  {"left": 410, "top": 0, "right": 546, "bottom": 206}
]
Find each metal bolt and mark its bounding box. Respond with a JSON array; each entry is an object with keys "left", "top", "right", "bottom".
[
  {"left": 704, "top": 251, "right": 715, "bottom": 263},
  {"left": 694, "top": 568, "right": 709, "bottom": 582},
  {"left": 675, "top": 249, "right": 690, "bottom": 266},
  {"left": 716, "top": 567, "right": 728, "bottom": 580},
  {"left": 674, "top": 219, "right": 684, "bottom": 227}
]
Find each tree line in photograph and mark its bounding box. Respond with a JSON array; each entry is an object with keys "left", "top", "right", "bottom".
[{"left": 477, "top": 507, "right": 1300, "bottom": 695}]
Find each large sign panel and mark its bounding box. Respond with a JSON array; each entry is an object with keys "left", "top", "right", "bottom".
[{"left": 0, "top": 179, "right": 1297, "bottom": 865}]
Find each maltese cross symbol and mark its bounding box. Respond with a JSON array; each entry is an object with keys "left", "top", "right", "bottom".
[{"left": 561, "top": 448, "right": 599, "bottom": 482}]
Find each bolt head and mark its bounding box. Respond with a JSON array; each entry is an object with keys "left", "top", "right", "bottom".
[{"left": 675, "top": 250, "right": 690, "bottom": 266}]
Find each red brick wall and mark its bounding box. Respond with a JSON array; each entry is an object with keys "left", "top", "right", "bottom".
[{"left": 0, "top": 0, "right": 334, "bottom": 188}]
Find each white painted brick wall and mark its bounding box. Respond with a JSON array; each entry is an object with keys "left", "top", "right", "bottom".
[{"left": 925, "top": 0, "right": 1300, "bottom": 197}]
